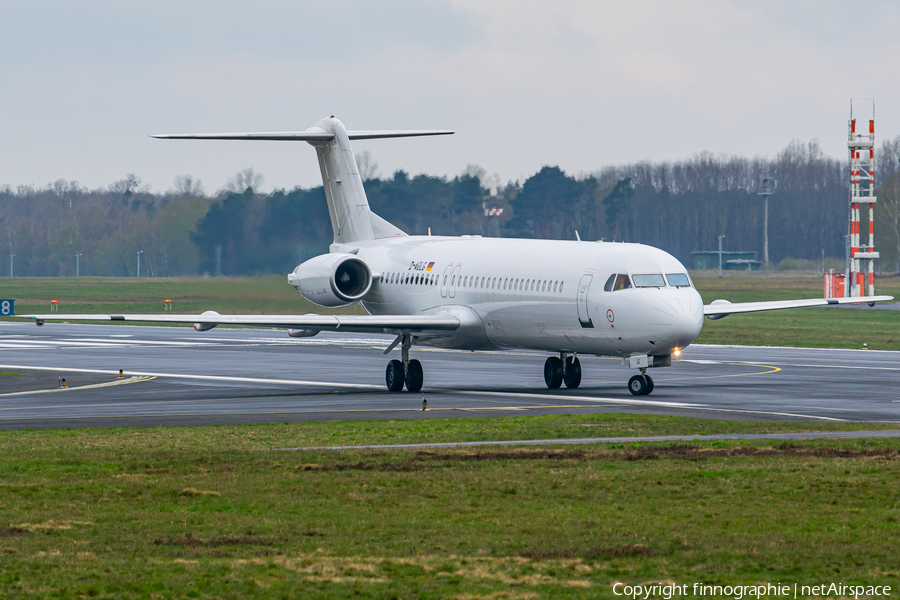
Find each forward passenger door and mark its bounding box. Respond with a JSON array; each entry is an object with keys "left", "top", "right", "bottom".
[{"left": 577, "top": 274, "right": 594, "bottom": 328}]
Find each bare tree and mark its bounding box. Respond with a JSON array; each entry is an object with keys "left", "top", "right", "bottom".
[
  {"left": 225, "top": 168, "right": 264, "bottom": 193},
  {"left": 172, "top": 174, "right": 204, "bottom": 197},
  {"left": 109, "top": 174, "right": 149, "bottom": 196},
  {"left": 355, "top": 151, "right": 379, "bottom": 181}
]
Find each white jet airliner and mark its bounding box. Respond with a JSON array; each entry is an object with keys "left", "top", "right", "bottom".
[{"left": 23, "top": 117, "right": 893, "bottom": 395}]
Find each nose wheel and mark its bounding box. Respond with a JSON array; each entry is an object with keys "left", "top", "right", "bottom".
[
  {"left": 384, "top": 333, "right": 424, "bottom": 392},
  {"left": 628, "top": 373, "right": 654, "bottom": 396}
]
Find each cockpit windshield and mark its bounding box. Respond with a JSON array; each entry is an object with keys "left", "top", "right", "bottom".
[
  {"left": 604, "top": 274, "right": 632, "bottom": 291},
  {"left": 606, "top": 272, "right": 689, "bottom": 290},
  {"left": 613, "top": 274, "right": 631, "bottom": 291},
  {"left": 632, "top": 274, "right": 666, "bottom": 288},
  {"left": 665, "top": 273, "right": 691, "bottom": 287}
]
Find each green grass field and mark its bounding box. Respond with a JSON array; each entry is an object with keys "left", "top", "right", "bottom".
[
  {"left": 694, "top": 272, "right": 900, "bottom": 349},
  {"left": 0, "top": 275, "right": 365, "bottom": 317},
  {"left": 3, "top": 272, "right": 898, "bottom": 349},
  {"left": 1, "top": 415, "right": 899, "bottom": 598}
]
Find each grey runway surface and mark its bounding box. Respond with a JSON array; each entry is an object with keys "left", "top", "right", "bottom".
[{"left": 0, "top": 321, "right": 899, "bottom": 429}]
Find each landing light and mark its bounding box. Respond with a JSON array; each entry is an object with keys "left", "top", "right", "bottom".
[{"left": 674, "top": 348, "right": 681, "bottom": 357}]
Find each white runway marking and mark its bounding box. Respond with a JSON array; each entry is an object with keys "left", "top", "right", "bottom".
[
  {"left": 766, "top": 362, "right": 900, "bottom": 372},
  {"left": 0, "top": 338, "right": 217, "bottom": 349},
  {"left": 68, "top": 338, "right": 218, "bottom": 347},
  {"left": 460, "top": 390, "right": 703, "bottom": 409},
  {"left": 0, "top": 364, "right": 383, "bottom": 391},
  {"left": 0, "top": 376, "right": 155, "bottom": 398},
  {"left": 176, "top": 336, "right": 391, "bottom": 347},
  {"left": 455, "top": 390, "right": 848, "bottom": 422}
]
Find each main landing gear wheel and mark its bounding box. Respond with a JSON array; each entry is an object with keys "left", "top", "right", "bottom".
[
  {"left": 544, "top": 356, "right": 564, "bottom": 389},
  {"left": 563, "top": 356, "right": 582, "bottom": 389},
  {"left": 384, "top": 333, "right": 425, "bottom": 393},
  {"left": 628, "top": 374, "right": 654, "bottom": 396},
  {"left": 405, "top": 359, "right": 424, "bottom": 392},
  {"left": 386, "top": 360, "right": 404, "bottom": 392}
]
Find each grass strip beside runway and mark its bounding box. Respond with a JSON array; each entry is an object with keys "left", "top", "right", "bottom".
[
  {"left": 110, "top": 413, "right": 900, "bottom": 447},
  {"left": 1, "top": 416, "right": 900, "bottom": 597},
  {"left": 4, "top": 413, "right": 900, "bottom": 447}
]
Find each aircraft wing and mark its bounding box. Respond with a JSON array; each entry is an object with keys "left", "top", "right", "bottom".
[
  {"left": 703, "top": 295, "right": 895, "bottom": 319},
  {"left": 17, "top": 313, "right": 460, "bottom": 335}
]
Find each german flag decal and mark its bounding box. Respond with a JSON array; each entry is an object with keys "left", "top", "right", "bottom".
[{"left": 425, "top": 262, "right": 435, "bottom": 271}]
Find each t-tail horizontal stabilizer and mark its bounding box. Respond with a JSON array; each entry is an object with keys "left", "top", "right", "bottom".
[
  {"left": 150, "top": 130, "right": 454, "bottom": 142},
  {"left": 152, "top": 117, "right": 453, "bottom": 245}
]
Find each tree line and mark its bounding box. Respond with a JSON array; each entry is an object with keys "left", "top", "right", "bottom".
[{"left": 2, "top": 137, "right": 900, "bottom": 277}]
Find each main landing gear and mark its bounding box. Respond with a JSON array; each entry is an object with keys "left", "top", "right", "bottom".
[
  {"left": 544, "top": 353, "right": 582, "bottom": 389},
  {"left": 385, "top": 333, "right": 423, "bottom": 392},
  {"left": 628, "top": 369, "right": 654, "bottom": 396}
]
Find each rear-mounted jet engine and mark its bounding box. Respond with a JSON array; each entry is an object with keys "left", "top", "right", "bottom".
[{"left": 288, "top": 253, "right": 373, "bottom": 308}]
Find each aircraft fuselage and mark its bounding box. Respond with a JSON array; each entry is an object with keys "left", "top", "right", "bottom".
[{"left": 347, "top": 235, "right": 705, "bottom": 358}]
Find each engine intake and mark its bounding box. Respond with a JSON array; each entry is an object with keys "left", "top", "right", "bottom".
[{"left": 288, "top": 253, "right": 373, "bottom": 308}]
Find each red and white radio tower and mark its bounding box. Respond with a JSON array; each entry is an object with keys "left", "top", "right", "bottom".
[{"left": 848, "top": 100, "right": 878, "bottom": 297}]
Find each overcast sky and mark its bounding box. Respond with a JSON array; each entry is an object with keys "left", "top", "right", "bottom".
[{"left": 2, "top": 1, "right": 899, "bottom": 194}]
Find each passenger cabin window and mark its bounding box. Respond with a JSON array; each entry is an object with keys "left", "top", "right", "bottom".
[
  {"left": 666, "top": 273, "right": 691, "bottom": 287},
  {"left": 632, "top": 274, "right": 666, "bottom": 288}
]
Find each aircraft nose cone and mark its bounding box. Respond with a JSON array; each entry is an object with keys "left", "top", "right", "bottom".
[{"left": 654, "top": 292, "right": 704, "bottom": 351}]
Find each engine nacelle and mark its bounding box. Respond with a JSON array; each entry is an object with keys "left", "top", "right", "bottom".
[
  {"left": 288, "top": 329, "right": 319, "bottom": 338},
  {"left": 194, "top": 310, "right": 221, "bottom": 331},
  {"left": 706, "top": 299, "right": 731, "bottom": 320},
  {"left": 288, "top": 253, "right": 373, "bottom": 308}
]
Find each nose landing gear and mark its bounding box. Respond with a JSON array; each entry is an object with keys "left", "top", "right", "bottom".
[
  {"left": 544, "top": 353, "right": 582, "bottom": 389},
  {"left": 628, "top": 369, "right": 655, "bottom": 396},
  {"left": 384, "top": 333, "right": 424, "bottom": 392}
]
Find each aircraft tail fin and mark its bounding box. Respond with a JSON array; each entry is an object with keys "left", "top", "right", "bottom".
[{"left": 153, "top": 118, "right": 452, "bottom": 245}]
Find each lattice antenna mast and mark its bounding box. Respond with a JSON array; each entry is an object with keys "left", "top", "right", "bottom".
[{"left": 848, "top": 99, "right": 878, "bottom": 297}]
